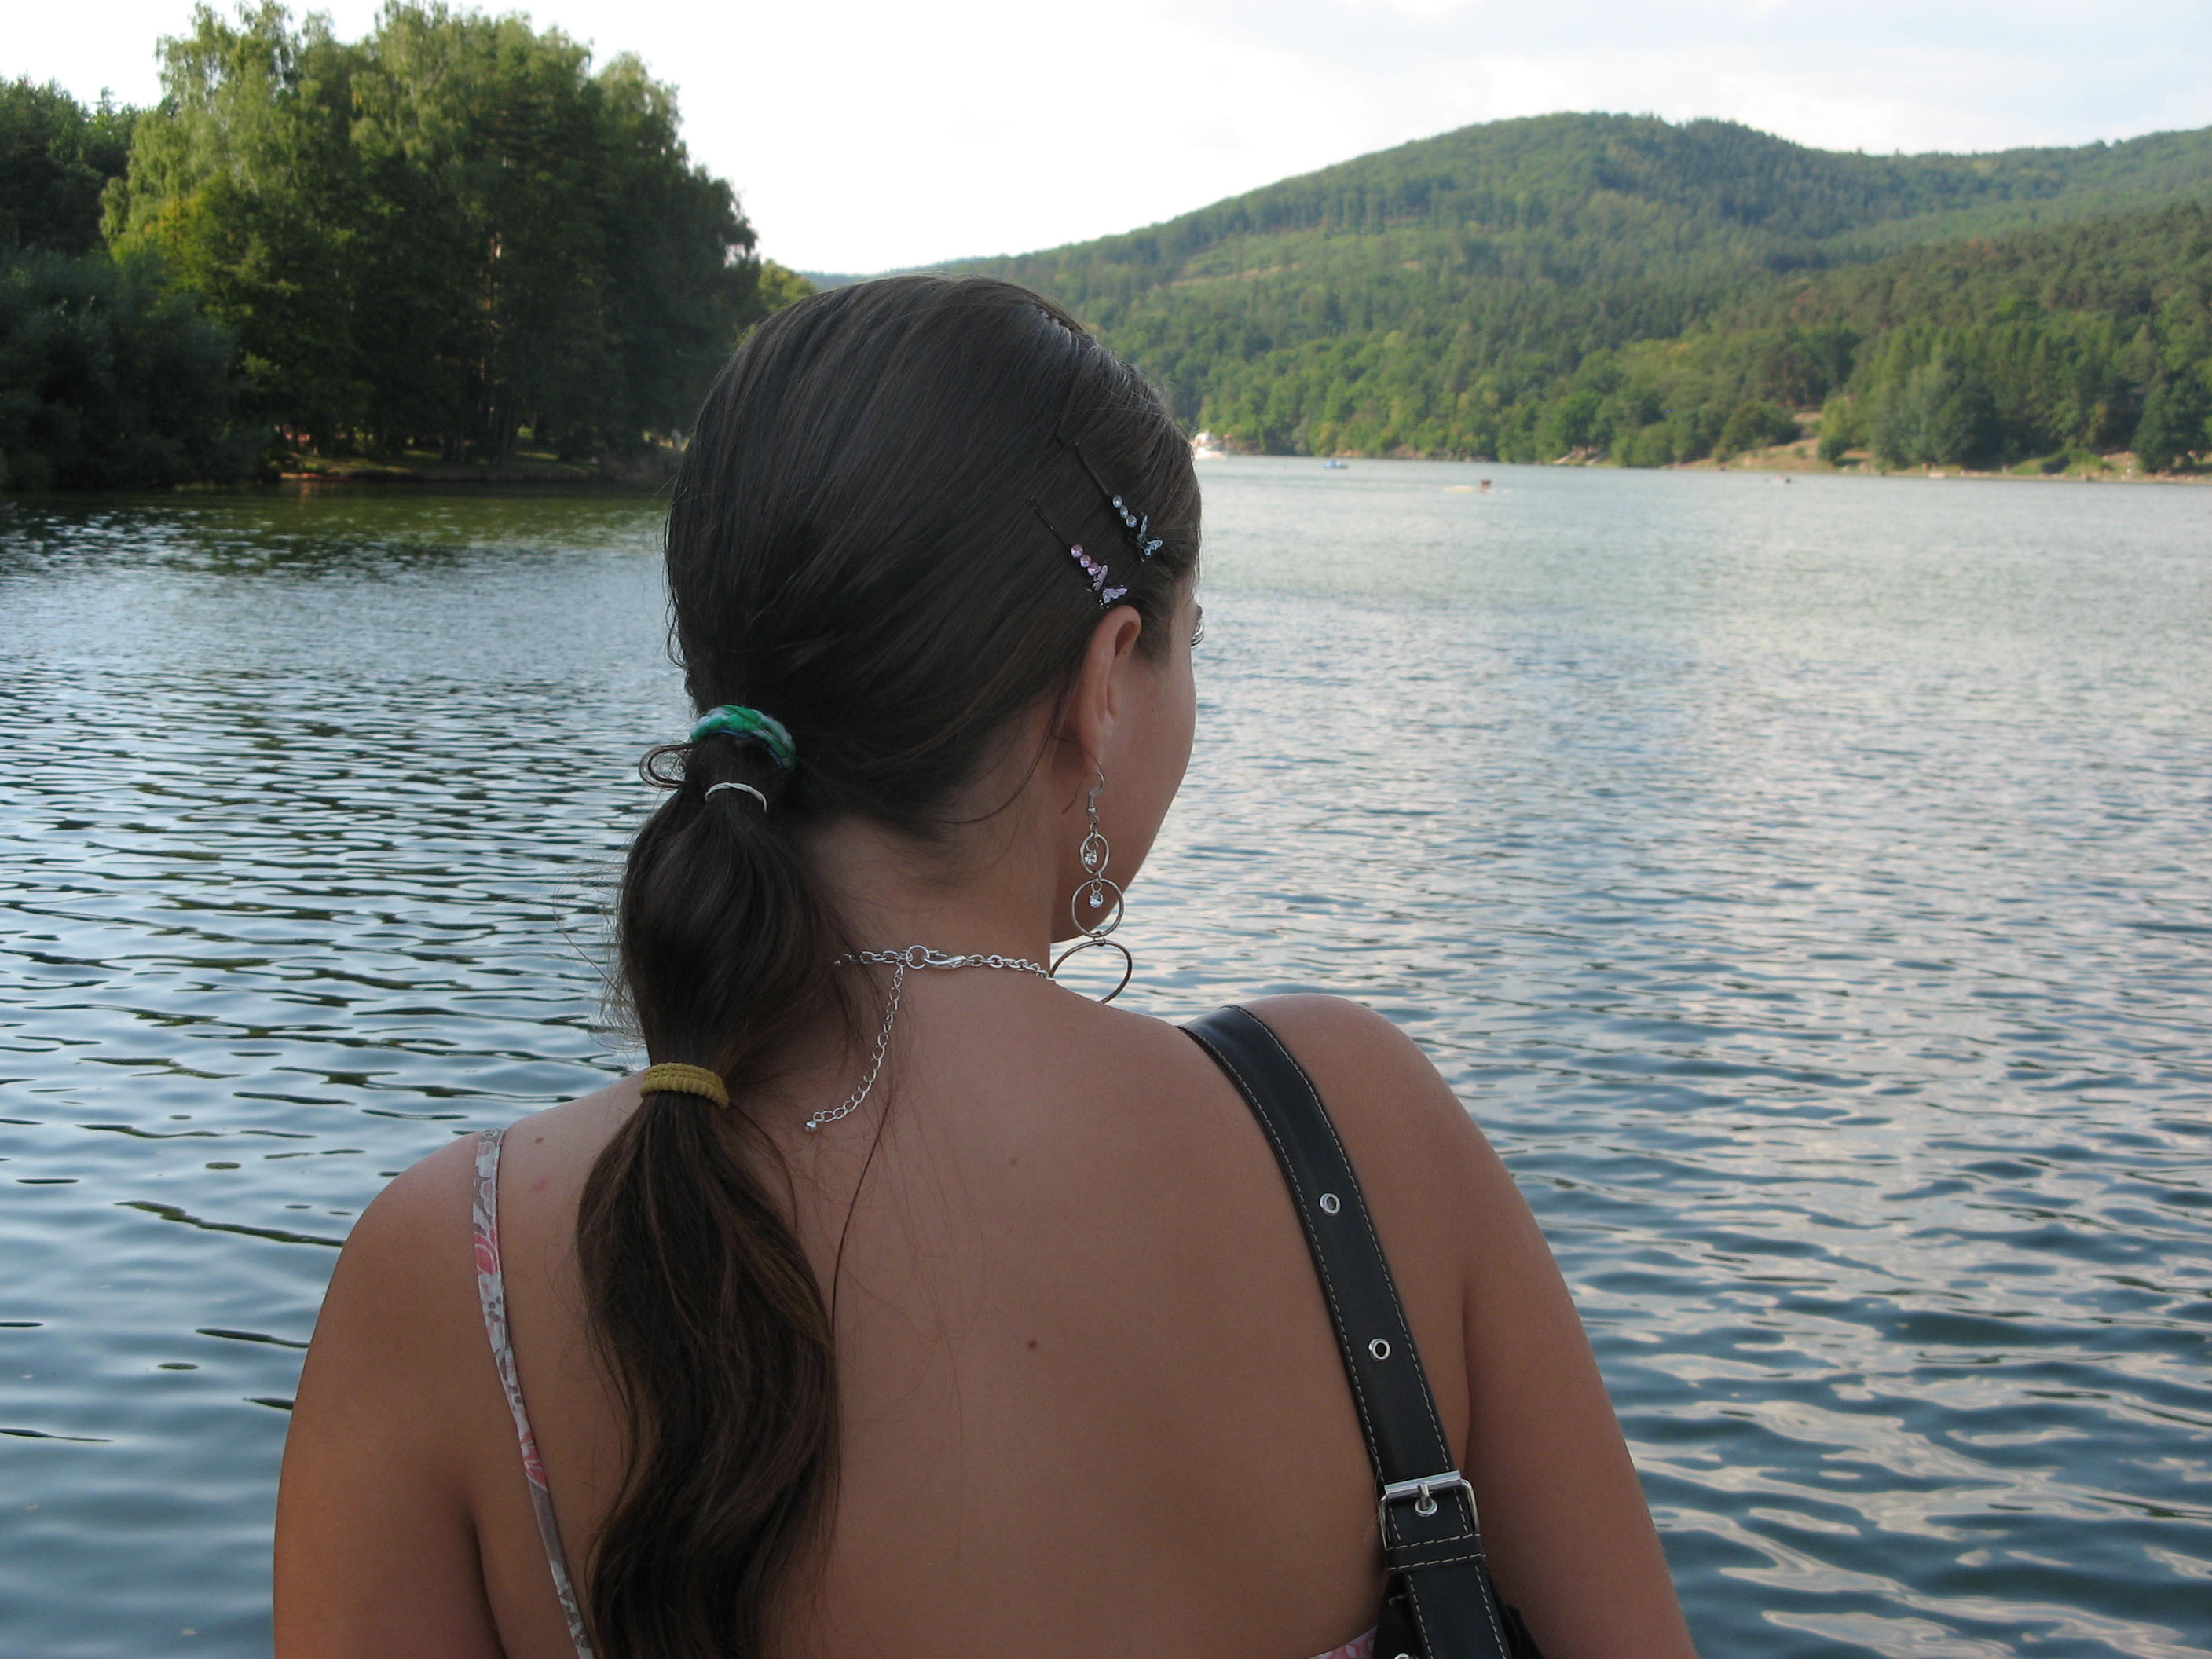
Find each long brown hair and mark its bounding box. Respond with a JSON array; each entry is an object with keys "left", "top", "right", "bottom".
[{"left": 575, "top": 276, "right": 1200, "bottom": 1657}]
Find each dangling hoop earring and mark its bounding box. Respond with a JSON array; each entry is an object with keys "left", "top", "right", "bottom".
[{"left": 1049, "top": 768, "right": 1133, "bottom": 1002}]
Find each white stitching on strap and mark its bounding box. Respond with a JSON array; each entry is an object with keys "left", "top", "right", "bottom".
[
  {"left": 1197, "top": 1033, "right": 1390, "bottom": 1492},
  {"left": 1241, "top": 1013, "right": 1460, "bottom": 1462},
  {"left": 1388, "top": 1546, "right": 1492, "bottom": 1570},
  {"left": 1237, "top": 1012, "right": 1510, "bottom": 1656}
]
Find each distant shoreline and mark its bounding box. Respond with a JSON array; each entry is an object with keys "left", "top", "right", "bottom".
[
  {"left": 1656, "top": 438, "right": 2207, "bottom": 485},
  {"left": 1208, "top": 438, "right": 2210, "bottom": 485},
  {"left": 273, "top": 452, "right": 679, "bottom": 486}
]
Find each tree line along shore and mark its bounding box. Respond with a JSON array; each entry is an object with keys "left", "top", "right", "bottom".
[
  {"left": 5, "top": 14, "right": 2210, "bottom": 492},
  {"left": 2, "top": 2, "right": 809, "bottom": 492}
]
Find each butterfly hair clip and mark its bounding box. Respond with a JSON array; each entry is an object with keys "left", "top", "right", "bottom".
[
  {"left": 1070, "top": 443, "right": 1165, "bottom": 560},
  {"left": 1028, "top": 500, "right": 1128, "bottom": 607}
]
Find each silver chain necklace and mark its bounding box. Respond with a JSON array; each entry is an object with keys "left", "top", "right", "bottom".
[{"left": 807, "top": 946, "right": 1050, "bottom": 1133}]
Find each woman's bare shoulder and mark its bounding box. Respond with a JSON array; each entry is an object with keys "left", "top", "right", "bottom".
[
  {"left": 360, "top": 1073, "right": 635, "bottom": 1227},
  {"left": 1232, "top": 992, "right": 1503, "bottom": 1207},
  {"left": 1212, "top": 994, "right": 1535, "bottom": 1356},
  {"left": 297, "top": 1130, "right": 489, "bottom": 1463},
  {"left": 304, "top": 1079, "right": 639, "bottom": 1404},
  {"left": 350, "top": 1128, "right": 478, "bottom": 1251},
  {"left": 276, "top": 1079, "right": 645, "bottom": 1655},
  {"left": 1231, "top": 993, "right": 1459, "bottom": 1107}
]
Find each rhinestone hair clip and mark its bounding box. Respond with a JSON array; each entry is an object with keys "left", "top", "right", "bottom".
[
  {"left": 1028, "top": 499, "right": 1128, "bottom": 606},
  {"left": 1070, "top": 442, "right": 1166, "bottom": 561},
  {"left": 1029, "top": 440, "right": 1164, "bottom": 608}
]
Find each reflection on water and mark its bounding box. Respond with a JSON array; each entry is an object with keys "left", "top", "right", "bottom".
[{"left": 3, "top": 467, "right": 2210, "bottom": 1657}]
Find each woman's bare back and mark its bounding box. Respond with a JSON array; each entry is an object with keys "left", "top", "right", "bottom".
[{"left": 277, "top": 985, "right": 1688, "bottom": 1658}]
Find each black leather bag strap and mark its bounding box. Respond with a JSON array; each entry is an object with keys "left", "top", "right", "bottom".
[{"left": 1184, "top": 1005, "right": 1527, "bottom": 1659}]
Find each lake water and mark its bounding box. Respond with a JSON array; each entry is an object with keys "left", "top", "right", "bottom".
[{"left": 2, "top": 460, "right": 2209, "bottom": 1657}]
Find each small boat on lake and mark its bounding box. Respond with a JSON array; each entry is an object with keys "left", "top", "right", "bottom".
[{"left": 1323, "top": 458, "right": 1350, "bottom": 469}]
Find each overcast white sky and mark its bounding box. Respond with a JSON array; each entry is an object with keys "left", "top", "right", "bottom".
[{"left": 15, "top": 1, "right": 2212, "bottom": 273}]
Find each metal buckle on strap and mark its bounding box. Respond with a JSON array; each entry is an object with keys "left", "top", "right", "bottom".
[{"left": 1379, "top": 1470, "right": 1478, "bottom": 1536}]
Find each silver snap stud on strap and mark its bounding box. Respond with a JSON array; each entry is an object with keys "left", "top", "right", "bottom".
[
  {"left": 1319, "top": 1192, "right": 1341, "bottom": 1214},
  {"left": 1368, "top": 1337, "right": 1391, "bottom": 1360}
]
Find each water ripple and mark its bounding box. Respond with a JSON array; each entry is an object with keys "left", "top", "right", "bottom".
[{"left": 2, "top": 467, "right": 2208, "bottom": 1657}]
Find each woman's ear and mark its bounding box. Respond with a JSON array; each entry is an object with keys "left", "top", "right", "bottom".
[{"left": 1057, "top": 603, "right": 1145, "bottom": 782}]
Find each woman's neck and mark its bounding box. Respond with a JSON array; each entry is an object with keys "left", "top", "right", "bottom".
[{"left": 804, "top": 807, "right": 1060, "bottom": 965}]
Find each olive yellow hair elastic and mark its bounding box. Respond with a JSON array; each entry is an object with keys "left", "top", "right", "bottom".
[{"left": 636, "top": 1062, "right": 730, "bottom": 1109}]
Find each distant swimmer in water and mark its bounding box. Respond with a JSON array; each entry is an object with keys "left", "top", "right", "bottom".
[{"left": 1479, "top": 478, "right": 1492, "bottom": 492}]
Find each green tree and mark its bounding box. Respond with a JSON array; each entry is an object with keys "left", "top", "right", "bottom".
[
  {"left": 1869, "top": 374, "right": 1921, "bottom": 469},
  {"left": 1870, "top": 355, "right": 2003, "bottom": 468},
  {"left": 104, "top": 3, "right": 368, "bottom": 445},
  {"left": 1536, "top": 386, "right": 1602, "bottom": 457},
  {"left": 755, "top": 260, "right": 815, "bottom": 316},
  {"left": 1816, "top": 393, "right": 1860, "bottom": 463},
  {"left": 2, "top": 79, "right": 252, "bottom": 491},
  {"left": 1, "top": 79, "right": 137, "bottom": 254},
  {"left": 108, "top": 2, "right": 766, "bottom": 463},
  {"left": 0, "top": 246, "right": 254, "bottom": 489},
  {"left": 2131, "top": 375, "right": 2208, "bottom": 471},
  {"left": 1715, "top": 400, "right": 1796, "bottom": 458},
  {"left": 1928, "top": 374, "right": 2001, "bottom": 467}
]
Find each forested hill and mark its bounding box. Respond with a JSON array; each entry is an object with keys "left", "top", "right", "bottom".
[{"left": 954, "top": 113, "right": 2212, "bottom": 468}]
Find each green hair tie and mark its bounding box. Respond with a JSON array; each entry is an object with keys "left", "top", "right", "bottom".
[{"left": 689, "top": 705, "right": 797, "bottom": 772}]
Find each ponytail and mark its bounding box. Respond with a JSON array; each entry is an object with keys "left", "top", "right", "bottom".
[
  {"left": 575, "top": 726, "right": 847, "bottom": 1657},
  {"left": 574, "top": 274, "right": 1201, "bottom": 1656}
]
